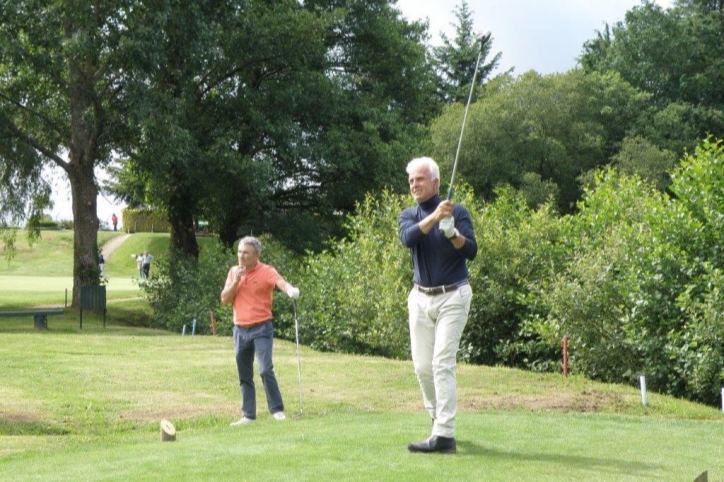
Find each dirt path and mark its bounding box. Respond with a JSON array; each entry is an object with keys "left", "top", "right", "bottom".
[{"left": 101, "top": 233, "right": 131, "bottom": 260}]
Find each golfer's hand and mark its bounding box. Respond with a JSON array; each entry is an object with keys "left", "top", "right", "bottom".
[
  {"left": 234, "top": 266, "right": 246, "bottom": 283},
  {"left": 434, "top": 200, "right": 454, "bottom": 221},
  {"left": 286, "top": 286, "right": 300, "bottom": 299},
  {"left": 440, "top": 216, "right": 455, "bottom": 238}
]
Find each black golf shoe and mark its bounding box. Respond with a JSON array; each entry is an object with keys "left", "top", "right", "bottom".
[{"left": 407, "top": 436, "right": 456, "bottom": 454}]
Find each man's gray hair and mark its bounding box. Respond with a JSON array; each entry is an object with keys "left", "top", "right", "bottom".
[
  {"left": 238, "top": 236, "right": 262, "bottom": 254},
  {"left": 406, "top": 157, "right": 440, "bottom": 181}
]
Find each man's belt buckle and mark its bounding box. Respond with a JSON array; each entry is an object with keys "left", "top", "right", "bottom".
[{"left": 416, "top": 281, "right": 466, "bottom": 296}]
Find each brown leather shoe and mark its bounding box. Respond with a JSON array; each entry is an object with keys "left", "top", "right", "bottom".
[{"left": 407, "top": 436, "right": 456, "bottom": 454}]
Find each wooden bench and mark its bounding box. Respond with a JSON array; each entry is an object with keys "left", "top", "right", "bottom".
[{"left": 0, "top": 309, "right": 65, "bottom": 330}]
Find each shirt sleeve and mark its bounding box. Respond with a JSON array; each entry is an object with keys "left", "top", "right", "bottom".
[
  {"left": 454, "top": 206, "right": 478, "bottom": 261},
  {"left": 399, "top": 208, "right": 425, "bottom": 248}
]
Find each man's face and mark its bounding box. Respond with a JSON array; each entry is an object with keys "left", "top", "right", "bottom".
[
  {"left": 237, "top": 244, "right": 259, "bottom": 268},
  {"left": 408, "top": 165, "right": 439, "bottom": 203}
]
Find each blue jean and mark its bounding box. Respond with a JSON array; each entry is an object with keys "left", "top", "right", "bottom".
[{"left": 234, "top": 321, "right": 284, "bottom": 419}]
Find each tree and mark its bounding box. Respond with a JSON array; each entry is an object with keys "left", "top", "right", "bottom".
[
  {"left": 0, "top": 1, "right": 138, "bottom": 305},
  {"left": 580, "top": 0, "right": 724, "bottom": 152},
  {"left": 429, "top": 70, "right": 649, "bottom": 212},
  {"left": 611, "top": 135, "right": 678, "bottom": 191},
  {"left": 432, "top": 0, "right": 501, "bottom": 104},
  {"left": 111, "top": 0, "right": 440, "bottom": 255}
]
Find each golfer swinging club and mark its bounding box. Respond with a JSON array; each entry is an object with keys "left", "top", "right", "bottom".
[
  {"left": 399, "top": 157, "right": 477, "bottom": 453},
  {"left": 221, "top": 236, "right": 300, "bottom": 426}
]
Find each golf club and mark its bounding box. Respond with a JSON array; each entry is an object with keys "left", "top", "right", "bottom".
[
  {"left": 447, "top": 29, "right": 492, "bottom": 202},
  {"left": 440, "top": 30, "right": 491, "bottom": 236},
  {"left": 292, "top": 299, "right": 303, "bottom": 418}
]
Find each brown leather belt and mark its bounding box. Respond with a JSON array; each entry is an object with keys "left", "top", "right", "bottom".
[{"left": 415, "top": 281, "right": 468, "bottom": 296}]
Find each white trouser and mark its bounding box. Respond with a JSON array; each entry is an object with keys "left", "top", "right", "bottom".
[{"left": 408, "top": 284, "right": 472, "bottom": 438}]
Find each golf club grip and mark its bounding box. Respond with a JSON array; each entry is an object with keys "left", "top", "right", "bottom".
[{"left": 447, "top": 187, "right": 454, "bottom": 201}]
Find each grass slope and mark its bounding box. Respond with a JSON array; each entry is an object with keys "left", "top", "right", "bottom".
[
  {"left": 0, "top": 331, "right": 722, "bottom": 481},
  {"left": 1, "top": 230, "right": 124, "bottom": 276},
  {"left": 1, "top": 229, "right": 221, "bottom": 279},
  {"left": 0, "top": 231, "right": 220, "bottom": 308}
]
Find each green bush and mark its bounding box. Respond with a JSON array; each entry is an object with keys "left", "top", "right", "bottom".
[
  {"left": 667, "top": 138, "right": 724, "bottom": 404},
  {"left": 297, "top": 191, "right": 410, "bottom": 358},
  {"left": 541, "top": 168, "right": 704, "bottom": 398},
  {"left": 57, "top": 219, "right": 74, "bottom": 230},
  {"left": 140, "top": 242, "right": 233, "bottom": 333},
  {"left": 677, "top": 265, "right": 724, "bottom": 404},
  {"left": 139, "top": 234, "right": 299, "bottom": 337},
  {"left": 123, "top": 208, "right": 171, "bottom": 233},
  {"left": 468, "top": 186, "right": 567, "bottom": 368}
]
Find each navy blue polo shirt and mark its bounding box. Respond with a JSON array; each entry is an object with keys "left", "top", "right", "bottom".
[{"left": 399, "top": 194, "right": 478, "bottom": 287}]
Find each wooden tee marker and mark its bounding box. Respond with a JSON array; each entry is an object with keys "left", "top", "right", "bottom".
[
  {"left": 209, "top": 310, "right": 217, "bottom": 336},
  {"left": 160, "top": 419, "right": 176, "bottom": 442}
]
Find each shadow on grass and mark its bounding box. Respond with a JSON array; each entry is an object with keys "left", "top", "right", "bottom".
[
  {"left": 456, "top": 440, "right": 657, "bottom": 477},
  {"left": 0, "top": 419, "right": 70, "bottom": 436}
]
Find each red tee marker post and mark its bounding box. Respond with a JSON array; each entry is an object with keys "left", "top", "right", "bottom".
[
  {"left": 209, "top": 311, "right": 217, "bottom": 336},
  {"left": 562, "top": 336, "right": 569, "bottom": 378}
]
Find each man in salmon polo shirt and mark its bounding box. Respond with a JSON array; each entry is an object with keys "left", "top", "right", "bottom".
[{"left": 221, "top": 236, "right": 300, "bottom": 426}]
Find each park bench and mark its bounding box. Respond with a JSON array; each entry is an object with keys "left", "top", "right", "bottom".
[
  {"left": 0, "top": 308, "right": 65, "bottom": 330},
  {"left": 80, "top": 285, "right": 106, "bottom": 329}
]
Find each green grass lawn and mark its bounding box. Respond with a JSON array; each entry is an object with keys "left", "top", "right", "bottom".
[
  {"left": 1, "top": 229, "right": 221, "bottom": 279},
  {"left": 1, "top": 229, "right": 124, "bottom": 276},
  {"left": 1, "top": 232, "right": 723, "bottom": 481},
  {"left": 0, "top": 329, "right": 722, "bottom": 481}
]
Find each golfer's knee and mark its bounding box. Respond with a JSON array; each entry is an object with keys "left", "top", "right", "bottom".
[{"left": 414, "top": 364, "right": 433, "bottom": 380}]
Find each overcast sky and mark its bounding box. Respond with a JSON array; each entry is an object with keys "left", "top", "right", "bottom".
[
  {"left": 396, "top": 0, "right": 674, "bottom": 75},
  {"left": 48, "top": 0, "right": 675, "bottom": 224}
]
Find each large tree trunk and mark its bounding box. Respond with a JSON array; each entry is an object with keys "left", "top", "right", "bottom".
[
  {"left": 65, "top": 17, "right": 102, "bottom": 308},
  {"left": 168, "top": 182, "right": 199, "bottom": 260},
  {"left": 68, "top": 162, "right": 100, "bottom": 308},
  {"left": 218, "top": 217, "right": 241, "bottom": 249}
]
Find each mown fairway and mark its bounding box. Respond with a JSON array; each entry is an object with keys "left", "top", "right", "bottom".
[
  {"left": 1, "top": 327, "right": 723, "bottom": 481},
  {"left": 1, "top": 231, "right": 723, "bottom": 481}
]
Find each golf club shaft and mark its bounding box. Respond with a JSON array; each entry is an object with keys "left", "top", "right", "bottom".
[
  {"left": 448, "top": 31, "right": 491, "bottom": 201},
  {"left": 293, "top": 300, "right": 303, "bottom": 415}
]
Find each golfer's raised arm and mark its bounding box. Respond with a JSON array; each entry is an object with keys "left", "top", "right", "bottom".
[{"left": 220, "top": 269, "right": 239, "bottom": 304}]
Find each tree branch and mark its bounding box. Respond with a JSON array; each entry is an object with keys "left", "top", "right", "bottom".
[
  {"left": 0, "top": 92, "right": 66, "bottom": 138},
  {"left": 1, "top": 115, "right": 67, "bottom": 168}
]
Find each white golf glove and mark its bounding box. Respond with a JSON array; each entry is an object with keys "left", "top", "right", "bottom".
[
  {"left": 286, "top": 286, "right": 300, "bottom": 299},
  {"left": 440, "top": 216, "right": 455, "bottom": 238}
]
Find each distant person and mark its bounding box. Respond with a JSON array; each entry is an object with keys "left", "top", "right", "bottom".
[
  {"left": 399, "top": 157, "right": 478, "bottom": 454},
  {"left": 142, "top": 251, "right": 154, "bottom": 279},
  {"left": 111, "top": 213, "right": 118, "bottom": 231},
  {"left": 221, "top": 236, "right": 300, "bottom": 426},
  {"left": 98, "top": 253, "right": 105, "bottom": 278},
  {"left": 134, "top": 254, "right": 145, "bottom": 279}
]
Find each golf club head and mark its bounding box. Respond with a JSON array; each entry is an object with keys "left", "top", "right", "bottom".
[{"left": 474, "top": 30, "right": 492, "bottom": 50}]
